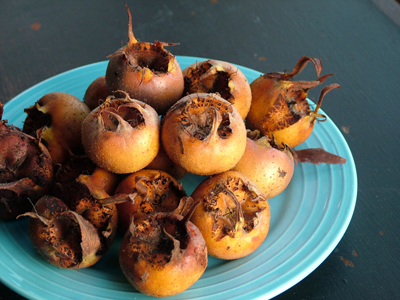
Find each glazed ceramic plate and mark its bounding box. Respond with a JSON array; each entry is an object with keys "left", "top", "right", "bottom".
[{"left": 0, "top": 56, "right": 357, "bottom": 300}]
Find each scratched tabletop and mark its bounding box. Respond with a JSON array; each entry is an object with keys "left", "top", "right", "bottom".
[{"left": 1, "top": 1, "right": 400, "bottom": 299}]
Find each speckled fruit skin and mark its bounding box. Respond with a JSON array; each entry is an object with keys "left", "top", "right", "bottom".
[
  {"left": 232, "top": 136, "right": 294, "bottom": 199},
  {"left": 105, "top": 6, "right": 184, "bottom": 116},
  {"left": 161, "top": 93, "right": 247, "bottom": 176},
  {"left": 190, "top": 171, "right": 270, "bottom": 260},
  {"left": 246, "top": 56, "right": 334, "bottom": 148},
  {"left": 182, "top": 59, "right": 252, "bottom": 119},
  {"left": 119, "top": 212, "right": 208, "bottom": 297},
  {"left": 114, "top": 169, "right": 187, "bottom": 234},
  {"left": 81, "top": 96, "right": 160, "bottom": 174}
]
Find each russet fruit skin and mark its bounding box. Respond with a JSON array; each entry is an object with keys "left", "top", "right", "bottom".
[
  {"left": 114, "top": 169, "right": 187, "bottom": 234},
  {"left": 232, "top": 135, "right": 294, "bottom": 199},
  {"left": 23, "top": 92, "right": 90, "bottom": 165},
  {"left": 106, "top": 6, "right": 184, "bottom": 116},
  {"left": 161, "top": 93, "right": 247, "bottom": 176},
  {"left": 81, "top": 95, "right": 160, "bottom": 174},
  {"left": 22, "top": 195, "right": 102, "bottom": 269},
  {"left": 190, "top": 171, "right": 270, "bottom": 260},
  {"left": 182, "top": 59, "right": 252, "bottom": 119},
  {"left": 246, "top": 56, "right": 334, "bottom": 148},
  {"left": 119, "top": 212, "right": 208, "bottom": 297}
]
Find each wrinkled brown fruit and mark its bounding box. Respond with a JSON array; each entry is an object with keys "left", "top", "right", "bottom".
[
  {"left": 182, "top": 59, "right": 252, "bottom": 119},
  {"left": 0, "top": 107, "right": 53, "bottom": 219},
  {"left": 19, "top": 195, "right": 102, "bottom": 269},
  {"left": 119, "top": 209, "right": 207, "bottom": 297},
  {"left": 106, "top": 5, "right": 184, "bottom": 115},
  {"left": 81, "top": 93, "right": 160, "bottom": 174},
  {"left": 232, "top": 131, "right": 295, "bottom": 199},
  {"left": 190, "top": 171, "right": 270, "bottom": 260},
  {"left": 23, "top": 92, "right": 90, "bottom": 165},
  {"left": 83, "top": 75, "right": 111, "bottom": 110},
  {"left": 246, "top": 56, "right": 339, "bottom": 148},
  {"left": 51, "top": 176, "right": 122, "bottom": 257},
  {"left": 161, "top": 93, "right": 247, "bottom": 175},
  {"left": 114, "top": 169, "right": 188, "bottom": 234}
]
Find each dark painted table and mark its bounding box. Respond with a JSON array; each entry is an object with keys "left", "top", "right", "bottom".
[{"left": 1, "top": 1, "right": 399, "bottom": 299}]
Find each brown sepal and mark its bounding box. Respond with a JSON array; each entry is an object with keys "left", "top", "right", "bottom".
[{"left": 293, "top": 148, "right": 347, "bottom": 165}]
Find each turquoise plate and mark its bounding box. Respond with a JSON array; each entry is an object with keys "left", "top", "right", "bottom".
[{"left": 0, "top": 56, "right": 357, "bottom": 300}]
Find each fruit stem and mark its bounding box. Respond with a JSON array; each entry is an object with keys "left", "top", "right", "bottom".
[{"left": 126, "top": 4, "right": 138, "bottom": 46}]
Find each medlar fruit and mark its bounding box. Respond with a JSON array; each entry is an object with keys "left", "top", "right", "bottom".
[
  {"left": 190, "top": 171, "right": 270, "bottom": 260},
  {"left": 0, "top": 106, "right": 53, "bottom": 220},
  {"left": 114, "top": 169, "right": 187, "bottom": 234},
  {"left": 182, "top": 59, "right": 252, "bottom": 119},
  {"left": 119, "top": 209, "right": 207, "bottom": 297},
  {"left": 23, "top": 92, "right": 90, "bottom": 165},
  {"left": 106, "top": 5, "right": 184, "bottom": 115},
  {"left": 246, "top": 56, "right": 337, "bottom": 148},
  {"left": 81, "top": 93, "right": 160, "bottom": 174},
  {"left": 232, "top": 130, "right": 294, "bottom": 199},
  {"left": 161, "top": 93, "right": 247, "bottom": 175}
]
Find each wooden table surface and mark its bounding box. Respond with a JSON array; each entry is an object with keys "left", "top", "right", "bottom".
[{"left": 1, "top": 1, "right": 399, "bottom": 299}]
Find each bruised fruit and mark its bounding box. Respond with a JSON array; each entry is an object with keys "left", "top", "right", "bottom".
[
  {"left": 232, "top": 130, "right": 294, "bottom": 199},
  {"left": 114, "top": 169, "right": 187, "bottom": 234},
  {"left": 106, "top": 5, "right": 184, "bottom": 115},
  {"left": 182, "top": 59, "right": 252, "bottom": 119},
  {"left": 119, "top": 208, "right": 207, "bottom": 297},
  {"left": 190, "top": 171, "right": 270, "bottom": 260},
  {"left": 23, "top": 92, "right": 90, "bottom": 165},
  {"left": 83, "top": 75, "right": 110, "bottom": 110},
  {"left": 246, "top": 56, "right": 337, "bottom": 148},
  {"left": 19, "top": 195, "right": 102, "bottom": 269},
  {"left": 0, "top": 106, "right": 53, "bottom": 219},
  {"left": 81, "top": 93, "right": 160, "bottom": 174},
  {"left": 161, "top": 93, "right": 247, "bottom": 175}
]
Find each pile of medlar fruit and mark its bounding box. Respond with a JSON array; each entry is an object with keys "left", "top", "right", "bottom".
[{"left": 0, "top": 5, "right": 347, "bottom": 298}]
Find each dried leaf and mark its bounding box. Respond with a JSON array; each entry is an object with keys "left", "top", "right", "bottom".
[
  {"left": 293, "top": 148, "right": 346, "bottom": 165},
  {"left": 340, "top": 256, "right": 355, "bottom": 267}
]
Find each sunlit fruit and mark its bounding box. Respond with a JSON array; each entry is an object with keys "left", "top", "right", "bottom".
[
  {"left": 119, "top": 209, "right": 207, "bottom": 297},
  {"left": 246, "top": 56, "right": 337, "bottom": 148},
  {"left": 232, "top": 130, "right": 294, "bottom": 199},
  {"left": 81, "top": 93, "right": 160, "bottom": 174},
  {"left": 106, "top": 5, "right": 184, "bottom": 115},
  {"left": 182, "top": 59, "right": 252, "bottom": 119},
  {"left": 190, "top": 170, "right": 270, "bottom": 260},
  {"left": 161, "top": 93, "right": 247, "bottom": 175},
  {"left": 114, "top": 169, "right": 187, "bottom": 234}
]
